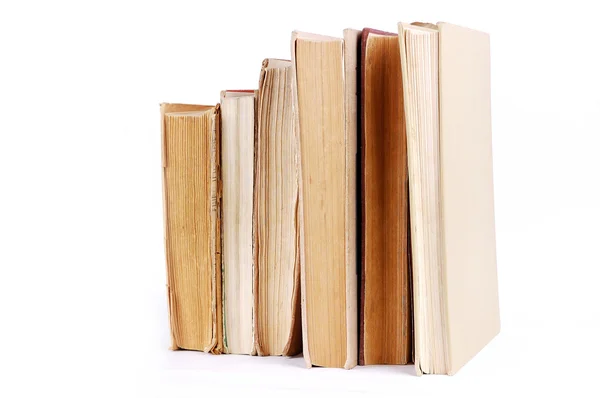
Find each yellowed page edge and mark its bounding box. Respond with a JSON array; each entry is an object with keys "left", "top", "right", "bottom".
[
  {"left": 160, "top": 103, "right": 178, "bottom": 351},
  {"left": 161, "top": 103, "right": 214, "bottom": 351},
  {"left": 343, "top": 28, "right": 360, "bottom": 370},
  {"left": 397, "top": 23, "right": 423, "bottom": 376},
  {"left": 290, "top": 31, "right": 311, "bottom": 368}
]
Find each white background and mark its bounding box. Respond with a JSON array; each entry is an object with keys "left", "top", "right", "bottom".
[{"left": 1, "top": 0, "right": 598, "bottom": 397}]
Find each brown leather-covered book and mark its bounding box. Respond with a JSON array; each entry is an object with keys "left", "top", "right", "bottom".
[{"left": 359, "top": 28, "right": 413, "bottom": 366}]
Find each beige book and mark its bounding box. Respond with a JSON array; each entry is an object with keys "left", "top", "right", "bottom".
[
  {"left": 291, "top": 29, "right": 359, "bottom": 369},
  {"left": 254, "top": 59, "right": 302, "bottom": 356},
  {"left": 220, "top": 90, "right": 257, "bottom": 355},
  {"left": 161, "top": 103, "right": 223, "bottom": 354},
  {"left": 398, "top": 22, "right": 500, "bottom": 375}
]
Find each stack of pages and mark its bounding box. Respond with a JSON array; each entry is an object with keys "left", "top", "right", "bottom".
[{"left": 160, "top": 21, "right": 500, "bottom": 375}]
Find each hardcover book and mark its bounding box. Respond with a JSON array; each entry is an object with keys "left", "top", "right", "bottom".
[
  {"left": 220, "top": 90, "right": 257, "bottom": 355},
  {"left": 398, "top": 21, "right": 500, "bottom": 375},
  {"left": 161, "top": 103, "right": 223, "bottom": 354},
  {"left": 291, "top": 29, "right": 360, "bottom": 369},
  {"left": 254, "top": 59, "right": 303, "bottom": 356},
  {"left": 359, "top": 28, "right": 412, "bottom": 366}
]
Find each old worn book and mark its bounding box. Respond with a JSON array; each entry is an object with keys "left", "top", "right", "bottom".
[
  {"left": 291, "top": 29, "right": 359, "bottom": 369},
  {"left": 161, "top": 103, "right": 222, "bottom": 354},
  {"left": 254, "top": 59, "right": 302, "bottom": 357},
  {"left": 398, "top": 22, "right": 500, "bottom": 375},
  {"left": 359, "top": 28, "right": 412, "bottom": 366},
  {"left": 220, "top": 90, "right": 256, "bottom": 355}
]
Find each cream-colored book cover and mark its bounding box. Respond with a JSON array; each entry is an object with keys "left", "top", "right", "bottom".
[
  {"left": 437, "top": 22, "right": 500, "bottom": 375},
  {"left": 398, "top": 22, "right": 500, "bottom": 375},
  {"left": 220, "top": 91, "right": 257, "bottom": 356}
]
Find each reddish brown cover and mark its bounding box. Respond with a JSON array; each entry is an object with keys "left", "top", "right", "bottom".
[{"left": 359, "top": 28, "right": 413, "bottom": 366}]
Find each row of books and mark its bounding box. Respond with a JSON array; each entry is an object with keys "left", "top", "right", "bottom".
[{"left": 160, "top": 21, "right": 500, "bottom": 376}]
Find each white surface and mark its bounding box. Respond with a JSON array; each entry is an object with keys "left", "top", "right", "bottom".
[{"left": 0, "top": 0, "right": 598, "bottom": 397}]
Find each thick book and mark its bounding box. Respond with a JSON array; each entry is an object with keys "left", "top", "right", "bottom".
[
  {"left": 254, "top": 59, "right": 302, "bottom": 356},
  {"left": 220, "top": 90, "right": 257, "bottom": 355},
  {"left": 291, "top": 29, "right": 359, "bottom": 369},
  {"left": 161, "top": 103, "right": 223, "bottom": 354},
  {"left": 398, "top": 22, "right": 500, "bottom": 375},
  {"left": 359, "top": 28, "right": 412, "bottom": 366}
]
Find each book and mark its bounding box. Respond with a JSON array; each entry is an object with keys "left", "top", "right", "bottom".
[
  {"left": 359, "top": 28, "right": 412, "bottom": 366},
  {"left": 158, "top": 21, "right": 499, "bottom": 376},
  {"left": 220, "top": 90, "right": 257, "bottom": 355},
  {"left": 161, "top": 103, "right": 223, "bottom": 354},
  {"left": 398, "top": 22, "right": 500, "bottom": 375},
  {"left": 254, "top": 59, "right": 302, "bottom": 356},
  {"left": 291, "top": 29, "right": 360, "bottom": 369}
]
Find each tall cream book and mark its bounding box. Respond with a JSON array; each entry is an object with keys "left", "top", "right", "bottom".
[
  {"left": 254, "top": 59, "right": 302, "bottom": 356},
  {"left": 398, "top": 22, "right": 500, "bottom": 375},
  {"left": 161, "top": 103, "right": 223, "bottom": 354},
  {"left": 291, "top": 29, "right": 359, "bottom": 369},
  {"left": 220, "top": 90, "right": 257, "bottom": 355}
]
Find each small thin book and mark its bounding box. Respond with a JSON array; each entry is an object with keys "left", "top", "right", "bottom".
[{"left": 220, "top": 90, "right": 257, "bottom": 355}]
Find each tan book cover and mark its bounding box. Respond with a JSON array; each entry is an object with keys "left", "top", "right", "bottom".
[
  {"left": 254, "top": 59, "right": 302, "bottom": 357},
  {"left": 291, "top": 29, "right": 359, "bottom": 369},
  {"left": 161, "top": 103, "right": 223, "bottom": 354}
]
